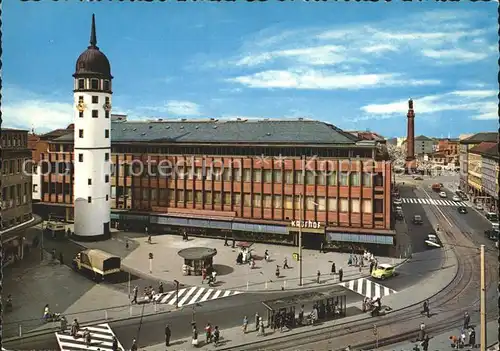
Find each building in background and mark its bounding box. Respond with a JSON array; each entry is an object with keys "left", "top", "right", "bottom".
[
  {"left": 33, "top": 118, "right": 395, "bottom": 254},
  {"left": 468, "top": 141, "right": 498, "bottom": 210},
  {"left": 480, "top": 143, "right": 499, "bottom": 212},
  {"left": 1, "top": 128, "right": 36, "bottom": 266},
  {"left": 404, "top": 99, "right": 417, "bottom": 173},
  {"left": 459, "top": 132, "right": 498, "bottom": 193}
]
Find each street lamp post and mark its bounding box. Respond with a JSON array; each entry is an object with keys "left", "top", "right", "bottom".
[
  {"left": 480, "top": 244, "right": 486, "bottom": 351},
  {"left": 298, "top": 192, "right": 303, "bottom": 286},
  {"left": 174, "top": 279, "right": 179, "bottom": 309}
]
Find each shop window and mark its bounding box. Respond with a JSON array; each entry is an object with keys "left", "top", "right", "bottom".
[
  {"left": 374, "top": 173, "right": 384, "bottom": 187},
  {"left": 351, "top": 199, "right": 361, "bottom": 213},
  {"left": 273, "top": 195, "right": 282, "bottom": 209},
  {"left": 340, "top": 198, "right": 349, "bottom": 212},
  {"left": 213, "top": 168, "right": 222, "bottom": 181},
  {"left": 111, "top": 186, "right": 116, "bottom": 198}
]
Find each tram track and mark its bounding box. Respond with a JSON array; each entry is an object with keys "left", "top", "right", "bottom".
[{"left": 226, "top": 199, "right": 497, "bottom": 351}]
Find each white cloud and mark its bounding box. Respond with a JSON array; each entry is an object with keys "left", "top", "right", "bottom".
[
  {"left": 146, "top": 100, "right": 202, "bottom": 116},
  {"left": 361, "top": 90, "right": 497, "bottom": 120},
  {"left": 229, "top": 69, "right": 440, "bottom": 90},
  {"left": 2, "top": 87, "right": 73, "bottom": 132},
  {"left": 421, "top": 48, "right": 489, "bottom": 62}
]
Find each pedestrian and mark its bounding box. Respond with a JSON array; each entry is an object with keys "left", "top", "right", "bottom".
[
  {"left": 132, "top": 286, "right": 138, "bottom": 304},
  {"left": 418, "top": 322, "right": 426, "bottom": 341},
  {"left": 71, "top": 318, "right": 80, "bottom": 337},
  {"left": 255, "top": 312, "right": 260, "bottom": 331},
  {"left": 422, "top": 300, "right": 430, "bottom": 318},
  {"left": 224, "top": 234, "right": 229, "bottom": 246},
  {"left": 112, "top": 336, "right": 119, "bottom": 351},
  {"left": 320, "top": 241, "right": 324, "bottom": 253},
  {"left": 369, "top": 261, "right": 374, "bottom": 274},
  {"left": 421, "top": 334, "right": 429, "bottom": 351},
  {"left": 147, "top": 234, "right": 152, "bottom": 244},
  {"left": 84, "top": 329, "right": 91, "bottom": 347},
  {"left": 158, "top": 282, "right": 164, "bottom": 294},
  {"left": 232, "top": 238, "right": 235, "bottom": 248},
  {"left": 463, "top": 311, "right": 470, "bottom": 330},
  {"left": 468, "top": 327, "right": 476, "bottom": 347},
  {"left": 125, "top": 239, "right": 129, "bottom": 250},
  {"left": 59, "top": 252, "right": 64, "bottom": 265},
  {"left": 259, "top": 320, "right": 265, "bottom": 336},
  {"left": 202, "top": 268, "right": 207, "bottom": 284},
  {"left": 51, "top": 249, "right": 57, "bottom": 261},
  {"left": 331, "top": 262, "right": 336, "bottom": 275},
  {"left": 338, "top": 268, "right": 343, "bottom": 282},
  {"left": 353, "top": 255, "right": 358, "bottom": 266},
  {"left": 60, "top": 315, "right": 67, "bottom": 333},
  {"left": 205, "top": 323, "right": 212, "bottom": 343},
  {"left": 316, "top": 270, "right": 321, "bottom": 284},
  {"left": 283, "top": 257, "right": 289, "bottom": 269},
  {"left": 165, "top": 323, "right": 171, "bottom": 346},
  {"left": 242, "top": 315, "right": 248, "bottom": 333},
  {"left": 191, "top": 325, "right": 198, "bottom": 347},
  {"left": 213, "top": 326, "right": 220, "bottom": 346},
  {"left": 275, "top": 265, "right": 280, "bottom": 278},
  {"left": 449, "top": 335, "right": 458, "bottom": 349},
  {"left": 131, "top": 338, "right": 138, "bottom": 351}
]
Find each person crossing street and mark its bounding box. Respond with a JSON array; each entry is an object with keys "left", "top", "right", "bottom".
[{"left": 165, "top": 323, "right": 171, "bottom": 347}]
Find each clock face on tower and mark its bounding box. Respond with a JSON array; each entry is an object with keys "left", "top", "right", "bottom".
[
  {"left": 76, "top": 102, "right": 86, "bottom": 112},
  {"left": 103, "top": 103, "right": 112, "bottom": 111}
]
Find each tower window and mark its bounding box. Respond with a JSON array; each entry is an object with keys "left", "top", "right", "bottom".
[
  {"left": 105, "top": 111, "right": 110, "bottom": 119},
  {"left": 91, "top": 79, "right": 99, "bottom": 90},
  {"left": 88, "top": 196, "right": 92, "bottom": 203},
  {"left": 78, "top": 96, "right": 84, "bottom": 103},
  {"left": 78, "top": 79, "right": 84, "bottom": 89},
  {"left": 105, "top": 175, "right": 109, "bottom": 183},
  {"left": 92, "top": 110, "right": 98, "bottom": 118},
  {"left": 105, "top": 129, "right": 109, "bottom": 138},
  {"left": 78, "top": 154, "right": 83, "bottom": 162},
  {"left": 105, "top": 153, "right": 109, "bottom": 161},
  {"left": 78, "top": 129, "right": 84, "bottom": 138},
  {"left": 105, "top": 97, "right": 110, "bottom": 104},
  {"left": 88, "top": 178, "right": 92, "bottom": 185},
  {"left": 79, "top": 111, "right": 84, "bottom": 118},
  {"left": 92, "top": 96, "right": 99, "bottom": 104},
  {"left": 106, "top": 195, "right": 109, "bottom": 201},
  {"left": 103, "top": 80, "right": 110, "bottom": 91}
]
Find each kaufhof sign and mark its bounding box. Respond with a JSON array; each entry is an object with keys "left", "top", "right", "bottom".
[{"left": 290, "top": 220, "right": 322, "bottom": 229}]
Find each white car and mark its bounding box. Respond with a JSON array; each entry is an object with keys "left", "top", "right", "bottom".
[
  {"left": 452, "top": 195, "right": 461, "bottom": 202},
  {"left": 476, "top": 204, "right": 484, "bottom": 211},
  {"left": 439, "top": 192, "right": 447, "bottom": 198}
]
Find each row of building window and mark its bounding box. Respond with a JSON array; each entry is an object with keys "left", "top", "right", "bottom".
[
  {"left": 1, "top": 183, "right": 31, "bottom": 209},
  {"left": 77, "top": 78, "right": 111, "bottom": 92},
  {"left": 77, "top": 96, "right": 110, "bottom": 119},
  {"left": 87, "top": 195, "right": 109, "bottom": 203},
  {"left": 2, "top": 158, "right": 29, "bottom": 175},
  {"left": 1, "top": 133, "right": 28, "bottom": 148},
  {"left": 1, "top": 213, "right": 32, "bottom": 230},
  {"left": 129, "top": 188, "right": 378, "bottom": 213},
  {"left": 133, "top": 166, "right": 379, "bottom": 187}
]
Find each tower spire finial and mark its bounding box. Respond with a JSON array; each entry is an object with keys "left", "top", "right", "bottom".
[{"left": 90, "top": 14, "right": 97, "bottom": 48}]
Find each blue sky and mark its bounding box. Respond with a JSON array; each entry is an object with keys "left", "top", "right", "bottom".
[{"left": 3, "top": 1, "right": 498, "bottom": 138}]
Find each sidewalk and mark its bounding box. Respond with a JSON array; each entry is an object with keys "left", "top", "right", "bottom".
[
  {"left": 141, "top": 245, "right": 459, "bottom": 350},
  {"left": 73, "top": 231, "right": 405, "bottom": 292},
  {"left": 380, "top": 319, "right": 498, "bottom": 351}
]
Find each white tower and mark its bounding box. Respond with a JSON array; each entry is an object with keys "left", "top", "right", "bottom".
[{"left": 73, "top": 14, "right": 113, "bottom": 241}]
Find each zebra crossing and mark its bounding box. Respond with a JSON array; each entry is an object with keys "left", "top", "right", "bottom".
[
  {"left": 338, "top": 277, "right": 397, "bottom": 299},
  {"left": 153, "top": 286, "right": 242, "bottom": 307},
  {"left": 401, "top": 198, "right": 468, "bottom": 207},
  {"left": 55, "top": 323, "right": 123, "bottom": 351}
]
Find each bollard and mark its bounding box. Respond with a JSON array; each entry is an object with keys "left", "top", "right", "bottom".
[
  {"left": 105, "top": 310, "right": 108, "bottom": 320},
  {"left": 265, "top": 281, "right": 268, "bottom": 290},
  {"left": 130, "top": 306, "right": 133, "bottom": 317},
  {"left": 18, "top": 324, "right": 22, "bottom": 337},
  {"left": 246, "top": 282, "right": 249, "bottom": 291},
  {"left": 284, "top": 280, "right": 286, "bottom": 289}
]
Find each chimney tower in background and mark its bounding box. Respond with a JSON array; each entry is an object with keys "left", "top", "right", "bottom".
[{"left": 405, "top": 98, "right": 417, "bottom": 173}]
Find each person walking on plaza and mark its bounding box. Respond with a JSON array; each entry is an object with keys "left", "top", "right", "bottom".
[
  {"left": 421, "top": 300, "right": 430, "bottom": 318},
  {"left": 83, "top": 329, "right": 91, "bottom": 347},
  {"left": 338, "top": 268, "right": 343, "bottom": 282},
  {"left": 331, "top": 262, "right": 336, "bottom": 275},
  {"left": 242, "top": 315, "right": 248, "bottom": 333},
  {"left": 421, "top": 334, "right": 430, "bottom": 351},
  {"left": 213, "top": 326, "right": 220, "bottom": 346},
  {"left": 283, "top": 257, "right": 289, "bottom": 269},
  {"left": 205, "top": 323, "right": 212, "bottom": 344},
  {"left": 224, "top": 234, "right": 229, "bottom": 246},
  {"left": 320, "top": 241, "right": 324, "bottom": 253},
  {"left": 463, "top": 311, "right": 470, "bottom": 330},
  {"left": 131, "top": 339, "right": 138, "bottom": 351},
  {"left": 468, "top": 327, "right": 476, "bottom": 347},
  {"left": 369, "top": 260, "right": 375, "bottom": 274},
  {"left": 132, "top": 286, "right": 138, "bottom": 304},
  {"left": 316, "top": 270, "right": 321, "bottom": 284},
  {"left": 255, "top": 312, "right": 260, "bottom": 331},
  {"left": 275, "top": 265, "right": 280, "bottom": 278},
  {"left": 191, "top": 325, "right": 199, "bottom": 347},
  {"left": 112, "top": 336, "right": 119, "bottom": 351},
  {"left": 259, "top": 320, "right": 265, "bottom": 336},
  {"left": 165, "top": 323, "right": 171, "bottom": 347},
  {"left": 158, "top": 281, "right": 164, "bottom": 294}
]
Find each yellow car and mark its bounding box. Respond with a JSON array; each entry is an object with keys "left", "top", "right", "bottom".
[{"left": 371, "top": 264, "right": 395, "bottom": 280}]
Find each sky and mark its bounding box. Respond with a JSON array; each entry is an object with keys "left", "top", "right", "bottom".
[{"left": 2, "top": 1, "right": 498, "bottom": 138}]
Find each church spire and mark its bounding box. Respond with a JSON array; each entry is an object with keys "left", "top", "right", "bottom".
[{"left": 89, "top": 14, "right": 98, "bottom": 48}]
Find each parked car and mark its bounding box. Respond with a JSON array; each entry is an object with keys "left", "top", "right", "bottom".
[
  {"left": 485, "top": 212, "right": 499, "bottom": 222},
  {"left": 458, "top": 206, "right": 468, "bottom": 214},
  {"left": 371, "top": 264, "right": 395, "bottom": 280},
  {"left": 413, "top": 176, "right": 423, "bottom": 180},
  {"left": 425, "top": 233, "right": 441, "bottom": 248},
  {"left": 452, "top": 195, "right": 461, "bottom": 202},
  {"left": 476, "top": 203, "right": 484, "bottom": 211},
  {"left": 439, "top": 191, "right": 447, "bottom": 198},
  {"left": 484, "top": 229, "right": 499, "bottom": 241},
  {"left": 412, "top": 215, "right": 423, "bottom": 224}
]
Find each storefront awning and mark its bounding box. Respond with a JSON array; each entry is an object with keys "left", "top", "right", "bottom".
[{"left": 232, "top": 222, "right": 288, "bottom": 235}]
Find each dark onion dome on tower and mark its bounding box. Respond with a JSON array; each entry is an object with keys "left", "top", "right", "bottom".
[{"left": 73, "top": 14, "right": 112, "bottom": 79}]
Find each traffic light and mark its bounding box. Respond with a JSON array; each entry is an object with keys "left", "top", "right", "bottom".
[{"left": 149, "top": 252, "right": 153, "bottom": 260}]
